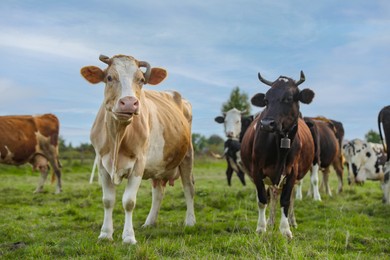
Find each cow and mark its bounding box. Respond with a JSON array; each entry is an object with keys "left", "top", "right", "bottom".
[
  {"left": 296, "top": 117, "right": 344, "bottom": 201},
  {"left": 214, "top": 108, "right": 254, "bottom": 186},
  {"left": 343, "top": 139, "right": 386, "bottom": 185},
  {"left": 80, "top": 54, "right": 195, "bottom": 245},
  {"left": 378, "top": 105, "right": 390, "bottom": 204},
  {"left": 378, "top": 105, "right": 390, "bottom": 161},
  {"left": 241, "top": 71, "right": 315, "bottom": 239},
  {"left": 0, "top": 114, "right": 62, "bottom": 194}
]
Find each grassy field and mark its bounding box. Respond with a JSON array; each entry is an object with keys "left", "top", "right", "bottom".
[{"left": 0, "top": 156, "right": 389, "bottom": 259}]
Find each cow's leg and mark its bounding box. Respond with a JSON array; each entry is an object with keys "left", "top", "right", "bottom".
[
  {"left": 382, "top": 163, "right": 390, "bottom": 204},
  {"left": 279, "top": 173, "right": 296, "bottom": 239},
  {"left": 226, "top": 163, "right": 234, "bottom": 186},
  {"left": 295, "top": 180, "right": 303, "bottom": 200},
  {"left": 288, "top": 186, "right": 297, "bottom": 228},
  {"left": 99, "top": 167, "right": 116, "bottom": 241},
  {"left": 143, "top": 179, "right": 166, "bottom": 227},
  {"left": 33, "top": 155, "right": 49, "bottom": 193},
  {"left": 333, "top": 159, "right": 344, "bottom": 193},
  {"left": 236, "top": 170, "right": 246, "bottom": 186},
  {"left": 253, "top": 167, "right": 267, "bottom": 233},
  {"left": 179, "top": 147, "right": 196, "bottom": 226},
  {"left": 122, "top": 174, "right": 143, "bottom": 244},
  {"left": 310, "top": 163, "right": 321, "bottom": 201},
  {"left": 322, "top": 167, "right": 332, "bottom": 197}
]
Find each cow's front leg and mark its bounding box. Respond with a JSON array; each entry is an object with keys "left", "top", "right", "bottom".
[
  {"left": 254, "top": 168, "right": 268, "bottom": 233},
  {"left": 99, "top": 168, "right": 116, "bottom": 241},
  {"left": 143, "top": 179, "right": 166, "bottom": 227},
  {"left": 122, "top": 174, "right": 142, "bottom": 244},
  {"left": 280, "top": 174, "right": 295, "bottom": 239}
]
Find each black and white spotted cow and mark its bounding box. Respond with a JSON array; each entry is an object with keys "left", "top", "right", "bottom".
[
  {"left": 343, "top": 139, "right": 386, "bottom": 185},
  {"left": 214, "top": 108, "right": 254, "bottom": 186}
]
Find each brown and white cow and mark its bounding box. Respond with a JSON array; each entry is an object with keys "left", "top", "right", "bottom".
[
  {"left": 241, "top": 71, "right": 315, "bottom": 239},
  {"left": 0, "top": 114, "right": 62, "bottom": 193},
  {"left": 80, "top": 54, "right": 195, "bottom": 244},
  {"left": 296, "top": 117, "right": 344, "bottom": 201}
]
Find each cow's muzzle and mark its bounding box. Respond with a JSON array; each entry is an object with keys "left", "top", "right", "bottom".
[
  {"left": 113, "top": 96, "right": 139, "bottom": 121},
  {"left": 260, "top": 118, "right": 276, "bottom": 132}
]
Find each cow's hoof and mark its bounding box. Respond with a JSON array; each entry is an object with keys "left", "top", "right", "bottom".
[
  {"left": 256, "top": 226, "right": 266, "bottom": 234},
  {"left": 123, "top": 236, "right": 137, "bottom": 245},
  {"left": 280, "top": 229, "right": 293, "bottom": 239},
  {"left": 98, "top": 233, "right": 113, "bottom": 241},
  {"left": 33, "top": 189, "right": 43, "bottom": 194}
]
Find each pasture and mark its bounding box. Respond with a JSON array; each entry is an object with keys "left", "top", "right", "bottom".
[{"left": 0, "top": 157, "right": 389, "bottom": 259}]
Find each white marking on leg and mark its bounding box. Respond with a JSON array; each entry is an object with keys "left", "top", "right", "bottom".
[
  {"left": 311, "top": 164, "right": 322, "bottom": 201},
  {"left": 279, "top": 207, "right": 293, "bottom": 239},
  {"left": 256, "top": 199, "right": 267, "bottom": 233},
  {"left": 295, "top": 180, "right": 303, "bottom": 200},
  {"left": 122, "top": 175, "right": 142, "bottom": 244},
  {"left": 99, "top": 169, "right": 116, "bottom": 241}
]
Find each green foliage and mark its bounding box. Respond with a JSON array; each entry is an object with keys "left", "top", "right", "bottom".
[
  {"left": 365, "top": 129, "right": 381, "bottom": 143},
  {"left": 221, "top": 86, "right": 251, "bottom": 115},
  {"left": 0, "top": 158, "right": 389, "bottom": 259}
]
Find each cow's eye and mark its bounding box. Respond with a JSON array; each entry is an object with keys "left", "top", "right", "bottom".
[{"left": 107, "top": 75, "right": 113, "bottom": 82}]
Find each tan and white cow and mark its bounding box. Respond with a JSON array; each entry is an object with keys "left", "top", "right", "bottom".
[
  {"left": 80, "top": 54, "right": 195, "bottom": 244},
  {"left": 0, "top": 114, "right": 62, "bottom": 193}
]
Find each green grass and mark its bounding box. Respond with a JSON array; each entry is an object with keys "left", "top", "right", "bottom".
[{"left": 0, "top": 157, "right": 389, "bottom": 259}]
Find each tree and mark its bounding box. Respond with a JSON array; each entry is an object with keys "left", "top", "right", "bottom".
[
  {"left": 207, "top": 134, "right": 224, "bottom": 145},
  {"left": 365, "top": 130, "right": 381, "bottom": 143},
  {"left": 221, "top": 86, "right": 251, "bottom": 115},
  {"left": 192, "top": 133, "right": 208, "bottom": 153}
]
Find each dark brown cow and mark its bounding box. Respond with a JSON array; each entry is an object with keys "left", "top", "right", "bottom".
[
  {"left": 378, "top": 105, "right": 390, "bottom": 204},
  {"left": 241, "top": 71, "right": 315, "bottom": 239},
  {"left": 296, "top": 117, "right": 343, "bottom": 201},
  {"left": 0, "top": 114, "right": 62, "bottom": 193},
  {"left": 378, "top": 105, "right": 390, "bottom": 161}
]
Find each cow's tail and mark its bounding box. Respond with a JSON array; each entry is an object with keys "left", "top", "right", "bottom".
[
  {"left": 210, "top": 147, "right": 228, "bottom": 159},
  {"left": 378, "top": 110, "right": 387, "bottom": 153},
  {"left": 90, "top": 155, "right": 99, "bottom": 184}
]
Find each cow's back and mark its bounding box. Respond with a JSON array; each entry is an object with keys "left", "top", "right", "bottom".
[
  {"left": 0, "top": 115, "right": 38, "bottom": 164},
  {"left": 143, "top": 90, "right": 192, "bottom": 172}
]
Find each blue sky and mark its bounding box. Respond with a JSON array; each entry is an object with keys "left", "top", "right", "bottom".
[{"left": 0, "top": 0, "right": 389, "bottom": 146}]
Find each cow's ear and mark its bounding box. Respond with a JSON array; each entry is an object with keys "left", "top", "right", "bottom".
[
  {"left": 80, "top": 66, "right": 105, "bottom": 84},
  {"left": 148, "top": 68, "right": 167, "bottom": 85},
  {"left": 215, "top": 116, "right": 225, "bottom": 124},
  {"left": 251, "top": 93, "right": 266, "bottom": 107},
  {"left": 299, "top": 88, "right": 315, "bottom": 104}
]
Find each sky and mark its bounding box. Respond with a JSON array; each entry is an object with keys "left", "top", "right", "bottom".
[{"left": 0, "top": 0, "right": 389, "bottom": 146}]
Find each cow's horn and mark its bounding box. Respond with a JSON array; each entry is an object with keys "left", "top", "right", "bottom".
[
  {"left": 258, "top": 73, "right": 273, "bottom": 87},
  {"left": 139, "top": 61, "right": 151, "bottom": 84},
  {"left": 295, "top": 71, "right": 305, "bottom": 86},
  {"left": 99, "top": 55, "right": 111, "bottom": 65}
]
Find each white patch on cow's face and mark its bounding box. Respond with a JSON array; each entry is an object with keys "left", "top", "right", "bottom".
[
  {"left": 224, "top": 108, "right": 242, "bottom": 139},
  {"left": 278, "top": 77, "right": 289, "bottom": 83},
  {"left": 104, "top": 57, "right": 143, "bottom": 118}
]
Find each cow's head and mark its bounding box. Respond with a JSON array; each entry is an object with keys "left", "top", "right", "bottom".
[
  {"left": 343, "top": 139, "right": 374, "bottom": 185},
  {"left": 80, "top": 54, "right": 167, "bottom": 123},
  {"left": 215, "top": 108, "right": 247, "bottom": 139},
  {"left": 251, "top": 71, "right": 314, "bottom": 137}
]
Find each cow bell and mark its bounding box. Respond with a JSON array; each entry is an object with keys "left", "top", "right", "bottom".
[{"left": 280, "top": 137, "right": 291, "bottom": 149}]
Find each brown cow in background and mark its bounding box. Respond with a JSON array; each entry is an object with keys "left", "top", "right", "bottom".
[{"left": 0, "top": 114, "right": 62, "bottom": 193}]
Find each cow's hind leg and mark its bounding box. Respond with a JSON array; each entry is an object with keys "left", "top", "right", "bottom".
[
  {"left": 33, "top": 155, "right": 49, "bottom": 193},
  {"left": 321, "top": 167, "right": 333, "bottom": 197},
  {"left": 99, "top": 167, "right": 116, "bottom": 241},
  {"left": 179, "top": 147, "right": 196, "bottom": 226},
  {"left": 226, "top": 163, "right": 234, "bottom": 186},
  {"left": 311, "top": 163, "right": 322, "bottom": 201},
  {"left": 143, "top": 179, "right": 166, "bottom": 227},
  {"left": 236, "top": 170, "right": 246, "bottom": 186}
]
